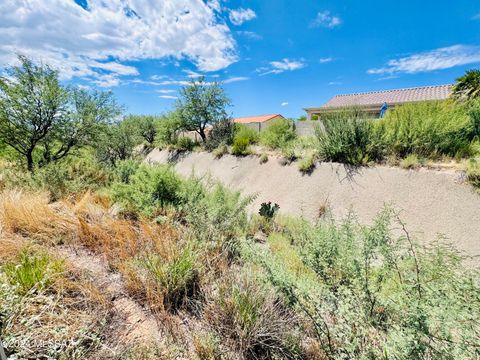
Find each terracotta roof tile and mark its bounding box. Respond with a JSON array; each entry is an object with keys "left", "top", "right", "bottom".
[
  {"left": 321, "top": 84, "right": 453, "bottom": 109},
  {"left": 233, "top": 114, "right": 284, "bottom": 124}
]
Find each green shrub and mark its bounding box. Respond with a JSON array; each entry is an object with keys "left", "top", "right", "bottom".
[
  {"left": 115, "top": 159, "right": 141, "bottom": 184},
  {"left": 176, "top": 136, "right": 197, "bottom": 151},
  {"left": 298, "top": 152, "right": 317, "bottom": 174},
  {"left": 315, "top": 109, "right": 376, "bottom": 165},
  {"left": 181, "top": 181, "right": 252, "bottom": 253},
  {"left": 466, "top": 157, "right": 480, "bottom": 188},
  {"left": 110, "top": 164, "right": 183, "bottom": 216},
  {"left": 206, "top": 120, "right": 234, "bottom": 150},
  {"left": 234, "top": 124, "right": 259, "bottom": 144},
  {"left": 3, "top": 249, "right": 64, "bottom": 295},
  {"left": 260, "top": 118, "right": 296, "bottom": 149},
  {"left": 212, "top": 143, "right": 229, "bottom": 159},
  {"left": 245, "top": 209, "right": 480, "bottom": 358},
  {"left": 279, "top": 143, "right": 297, "bottom": 165},
  {"left": 231, "top": 125, "right": 258, "bottom": 156},
  {"left": 400, "top": 153, "right": 423, "bottom": 169},
  {"left": 379, "top": 101, "right": 475, "bottom": 158},
  {"left": 231, "top": 137, "right": 251, "bottom": 156},
  {"left": 0, "top": 153, "right": 111, "bottom": 200},
  {"left": 134, "top": 245, "right": 200, "bottom": 312},
  {"left": 156, "top": 112, "right": 183, "bottom": 147},
  {"left": 259, "top": 153, "right": 269, "bottom": 164},
  {"left": 205, "top": 275, "right": 302, "bottom": 359}
]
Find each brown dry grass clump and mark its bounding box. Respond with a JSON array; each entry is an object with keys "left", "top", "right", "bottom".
[{"left": 0, "top": 190, "right": 77, "bottom": 244}]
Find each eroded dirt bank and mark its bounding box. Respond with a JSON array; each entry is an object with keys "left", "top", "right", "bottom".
[{"left": 146, "top": 149, "right": 480, "bottom": 260}]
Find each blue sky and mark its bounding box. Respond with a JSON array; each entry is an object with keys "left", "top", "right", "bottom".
[{"left": 1, "top": 0, "right": 479, "bottom": 118}]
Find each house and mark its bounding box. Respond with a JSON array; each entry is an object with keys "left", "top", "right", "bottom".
[
  {"left": 233, "top": 114, "right": 286, "bottom": 132},
  {"left": 304, "top": 84, "right": 453, "bottom": 121}
]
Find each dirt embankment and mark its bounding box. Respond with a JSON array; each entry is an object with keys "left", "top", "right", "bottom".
[{"left": 146, "top": 149, "right": 480, "bottom": 260}]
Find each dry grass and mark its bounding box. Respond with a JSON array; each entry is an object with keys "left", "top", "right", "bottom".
[
  {"left": 0, "top": 190, "right": 77, "bottom": 244},
  {"left": 0, "top": 243, "right": 112, "bottom": 359}
]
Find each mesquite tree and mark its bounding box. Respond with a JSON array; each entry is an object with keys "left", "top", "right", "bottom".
[
  {"left": 176, "top": 77, "right": 231, "bottom": 143},
  {"left": 0, "top": 55, "right": 121, "bottom": 172}
]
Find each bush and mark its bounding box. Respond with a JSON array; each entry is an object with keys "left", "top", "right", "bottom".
[
  {"left": 235, "top": 124, "right": 259, "bottom": 143},
  {"left": 400, "top": 153, "right": 423, "bottom": 169},
  {"left": 156, "top": 112, "right": 183, "bottom": 147},
  {"left": 176, "top": 136, "right": 197, "bottom": 151},
  {"left": 3, "top": 249, "right": 64, "bottom": 295},
  {"left": 378, "top": 100, "right": 475, "bottom": 158},
  {"left": 259, "top": 153, "right": 268, "bottom": 164},
  {"left": 231, "top": 137, "right": 251, "bottom": 156},
  {"left": 212, "top": 144, "right": 229, "bottom": 159},
  {"left": 133, "top": 244, "right": 200, "bottom": 312},
  {"left": 206, "top": 120, "right": 234, "bottom": 150},
  {"left": 0, "top": 153, "right": 112, "bottom": 201},
  {"left": 315, "top": 109, "right": 376, "bottom": 165},
  {"left": 245, "top": 209, "right": 480, "bottom": 358},
  {"left": 115, "top": 159, "right": 141, "bottom": 184},
  {"left": 110, "top": 164, "right": 183, "bottom": 216},
  {"left": 260, "top": 118, "right": 296, "bottom": 149},
  {"left": 231, "top": 125, "right": 258, "bottom": 156},
  {"left": 205, "top": 275, "right": 302, "bottom": 359},
  {"left": 180, "top": 181, "right": 252, "bottom": 253},
  {"left": 466, "top": 157, "right": 480, "bottom": 188},
  {"left": 298, "top": 152, "right": 317, "bottom": 174}
]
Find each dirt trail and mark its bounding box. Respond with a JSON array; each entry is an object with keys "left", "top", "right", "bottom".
[
  {"left": 147, "top": 149, "right": 480, "bottom": 261},
  {"left": 57, "top": 246, "right": 164, "bottom": 351}
]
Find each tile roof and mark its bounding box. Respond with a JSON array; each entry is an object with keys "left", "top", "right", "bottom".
[
  {"left": 320, "top": 84, "right": 453, "bottom": 109},
  {"left": 233, "top": 114, "right": 284, "bottom": 124}
]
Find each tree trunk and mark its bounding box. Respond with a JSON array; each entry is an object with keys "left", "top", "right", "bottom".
[
  {"left": 199, "top": 128, "right": 207, "bottom": 143},
  {"left": 26, "top": 151, "right": 34, "bottom": 173}
]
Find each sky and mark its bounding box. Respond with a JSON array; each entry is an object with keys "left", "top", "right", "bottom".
[{"left": 0, "top": 0, "right": 479, "bottom": 118}]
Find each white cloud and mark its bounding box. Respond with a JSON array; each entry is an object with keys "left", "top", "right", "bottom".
[
  {"left": 319, "top": 57, "right": 334, "bottom": 63},
  {"left": 0, "top": 0, "right": 237, "bottom": 87},
  {"left": 259, "top": 58, "right": 306, "bottom": 75},
  {"left": 183, "top": 69, "right": 204, "bottom": 78},
  {"left": 281, "top": 102, "right": 288, "bottom": 106},
  {"left": 159, "top": 95, "right": 178, "bottom": 100},
  {"left": 328, "top": 81, "right": 342, "bottom": 85},
  {"left": 151, "top": 75, "right": 169, "bottom": 81},
  {"left": 223, "top": 76, "right": 249, "bottom": 84},
  {"left": 157, "top": 89, "right": 176, "bottom": 94},
  {"left": 237, "top": 31, "right": 262, "bottom": 40},
  {"left": 229, "top": 8, "right": 256, "bottom": 25},
  {"left": 310, "top": 11, "right": 341, "bottom": 29},
  {"left": 368, "top": 45, "right": 480, "bottom": 75}
]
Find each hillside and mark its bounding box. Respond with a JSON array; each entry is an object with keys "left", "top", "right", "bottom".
[{"left": 147, "top": 149, "right": 480, "bottom": 261}]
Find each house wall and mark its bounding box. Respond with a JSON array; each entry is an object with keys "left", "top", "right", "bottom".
[{"left": 239, "top": 115, "right": 285, "bottom": 133}]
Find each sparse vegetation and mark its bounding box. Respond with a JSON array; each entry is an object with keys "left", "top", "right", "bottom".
[
  {"left": 0, "top": 57, "right": 479, "bottom": 359},
  {"left": 400, "top": 153, "right": 423, "bottom": 169},
  {"left": 259, "top": 153, "right": 269, "bottom": 164}
]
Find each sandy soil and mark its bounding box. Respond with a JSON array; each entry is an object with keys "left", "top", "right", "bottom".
[
  {"left": 57, "top": 246, "right": 165, "bottom": 352},
  {"left": 146, "top": 149, "right": 480, "bottom": 261}
]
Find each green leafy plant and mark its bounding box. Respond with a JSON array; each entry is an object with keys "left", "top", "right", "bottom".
[
  {"left": 452, "top": 69, "right": 480, "bottom": 100},
  {"left": 314, "top": 108, "right": 376, "bottom": 165},
  {"left": 298, "top": 152, "right": 317, "bottom": 174},
  {"left": 260, "top": 118, "right": 296, "bottom": 150},
  {"left": 400, "top": 153, "right": 423, "bottom": 169},
  {"left": 3, "top": 249, "right": 64, "bottom": 295},
  {"left": 206, "top": 120, "right": 234, "bottom": 151}
]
